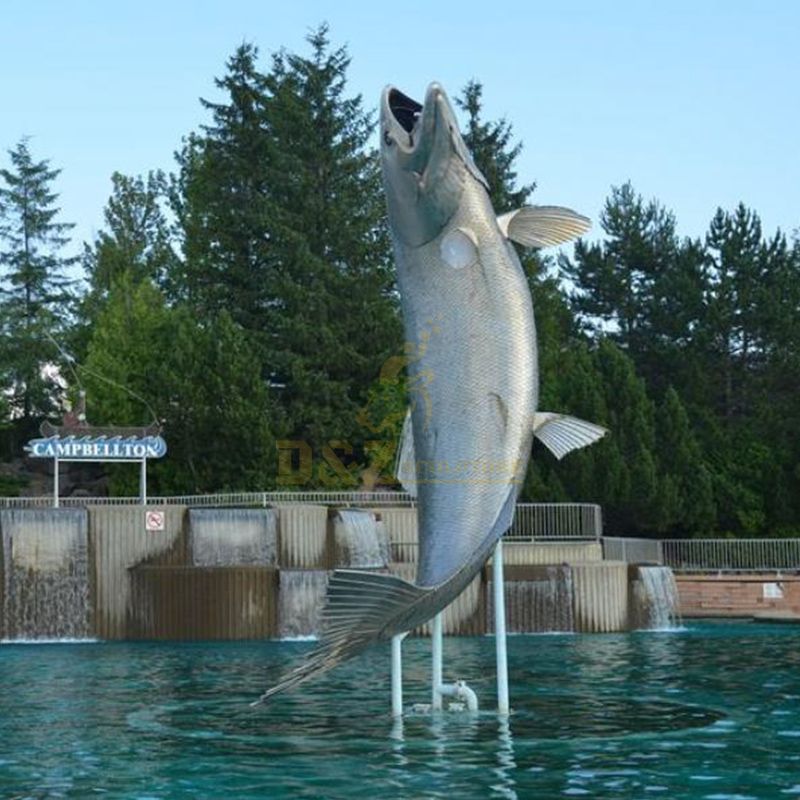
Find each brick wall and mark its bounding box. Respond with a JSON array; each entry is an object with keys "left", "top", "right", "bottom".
[{"left": 676, "top": 574, "right": 800, "bottom": 619}]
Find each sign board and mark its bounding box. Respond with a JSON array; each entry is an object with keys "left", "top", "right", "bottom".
[
  {"left": 763, "top": 582, "right": 784, "bottom": 599},
  {"left": 25, "top": 435, "right": 167, "bottom": 461},
  {"left": 145, "top": 510, "right": 166, "bottom": 532}
]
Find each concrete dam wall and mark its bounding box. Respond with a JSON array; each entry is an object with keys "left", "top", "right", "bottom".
[{"left": 0, "top": 505, "right": 678, "bottom": 641}]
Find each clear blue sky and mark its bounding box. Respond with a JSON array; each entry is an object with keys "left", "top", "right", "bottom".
[{"left": 1, "top": 0, "right": 798, "bottom": 265}]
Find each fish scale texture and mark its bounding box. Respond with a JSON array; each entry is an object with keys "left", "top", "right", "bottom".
[{"left": 397, "top": 176, "right": 538, "bottom": 589}]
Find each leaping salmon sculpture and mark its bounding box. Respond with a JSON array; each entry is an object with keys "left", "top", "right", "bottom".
[{"left": 254, "top": 83, "right": 606, "bottom": 704}]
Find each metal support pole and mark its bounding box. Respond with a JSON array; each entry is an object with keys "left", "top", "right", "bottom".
[
  {"left": 140, "top": 457, "right": 147, "bottom": 506},
  {"left": 391, "top": 633, "right": 406, "bottom": 717},
  {"left": 53, "top": 455, "right": 60, "bottom": 508},
  {"left": 494, "top": 538, "right": 510, "bottom": 715},
  {"left": 432, "top": 612, "right": 443, "bottom": 711}
]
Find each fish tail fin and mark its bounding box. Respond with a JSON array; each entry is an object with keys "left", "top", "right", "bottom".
[{"left": 252, "top": 569, "right": 427, "bottom": 706}]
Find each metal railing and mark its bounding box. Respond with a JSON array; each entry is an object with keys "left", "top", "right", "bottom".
[
  {"left": 0, "top": 493, "right": 602, "bottom": 540},
  {"left": 602, "top": 536, "right": 800, "bottom": 573},
  {"left": 661, "top": 538, "right": 800, "bottom": 573},
  {"left": 602, "top": 537, "right": 663, "bottom": 564},
  {"left": 0, "top": 490, "right": 415, "bottom": 509},
  {"left": 507, "top": 503, "right": 601, "bottom": 541}
]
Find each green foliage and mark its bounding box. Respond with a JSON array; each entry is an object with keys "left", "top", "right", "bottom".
[
  {"left": 656, "top": 387, "right": 716, "bottom": 535},
  {"left": 562, "top": 184, "right": 800, "bottom": 537},
  {"left": 82, "top": 278, "right": 279, "bottom": 494},
  {"left": 456, "top": 80, "right": 534, "bottom": 212},
  {"left": 84, "top": 171, "right": 175, "bottom": 295},
  {"left": 0, "top": 473, "right": 26, "bottom": 496},
  {"left": 0, "top": 139, "right": 76, "bottom": 431},
  {"left": 73, "top": 170, "right": 176, "bottom": 364},
  {"left": 172, "top": 28, "right": 402, "bottom": 464}
]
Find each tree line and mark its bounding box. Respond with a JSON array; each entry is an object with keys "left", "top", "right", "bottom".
[{"left": 1, "top": 26, "right": 798, "bottom": 538}]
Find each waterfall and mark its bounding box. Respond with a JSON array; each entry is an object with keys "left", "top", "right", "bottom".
[
  {"left": 188, "top": 508, "right": 277, "bottom": 566},
  {"left": 278, "top": 570, "right": 329, "bottom": 639},
  {"left": 637, "top": 566, "right": 681, "bottom": 630},
  {"left": 491, "top": 566, "right": 575, "bottom": 633},
  {"left": 333, "top": 509, "right": 389, "bottom": 569},
  {"left": 1, "top": 509, "right": 91, "bottom": 640}
]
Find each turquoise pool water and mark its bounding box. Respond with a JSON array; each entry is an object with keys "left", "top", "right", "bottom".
[{"left": 1, "top": 622, "right": 799, "bottom": 798}]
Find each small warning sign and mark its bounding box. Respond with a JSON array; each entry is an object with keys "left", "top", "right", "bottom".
[
  {"left": 763, "top": 582, "right": 784, "bottom": 599},
  {"left": 145, "top": 510, "right": 166, "bottom": 532}
]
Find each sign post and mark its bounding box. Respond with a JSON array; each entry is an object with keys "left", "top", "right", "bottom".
[
  {"left": 25, "top": 434, "right": 167, "bottom": 506},
  {"left": 53, "top": 454, "right": 60, "bottom": 509}
]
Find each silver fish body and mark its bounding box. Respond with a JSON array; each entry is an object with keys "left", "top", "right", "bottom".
[
  {"left": 377, "top": 82, "right": 537, "bottom": 627},
  {"left": 255, "top": 83, "right": 554, "bottom": 704},
  {"left": 393, "top": 149, "right": 537, "bottom": 591}
]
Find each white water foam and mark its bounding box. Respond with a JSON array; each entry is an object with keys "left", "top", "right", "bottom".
[{"left": 1, "top": 637, "right": 99, "bottom": 645}]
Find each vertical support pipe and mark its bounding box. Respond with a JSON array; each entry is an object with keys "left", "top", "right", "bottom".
[
  {"left": 140, "top": 457, "right": 147, "bottom": 506},
  {"left": 53, "top": 455, "right": 60, "bottom": 508},
  {"left": 494, "top": 538, "right": 510, "bottom": 715},
  {"left": 432, "top": 612, "right": 443, "bottom": 711},
  {"left": 391, "top": 633, "right": 405, "bottom": 717}
]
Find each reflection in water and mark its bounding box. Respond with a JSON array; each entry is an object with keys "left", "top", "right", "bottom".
[
  {"left": 389, "top": 716, "right": 408, "bottom": 773},
  {"left": 492, "top": 717, "right": 518, "bottom": 800}
]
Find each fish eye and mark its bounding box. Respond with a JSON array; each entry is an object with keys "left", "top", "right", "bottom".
[{"left": 384, "top": 130, "right": 393, "bottom": 146}]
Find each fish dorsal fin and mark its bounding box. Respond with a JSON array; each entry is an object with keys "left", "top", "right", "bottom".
[
  {"left": 395, "top": 408, "right": 417, "bottom": 497},
  {"left": 533, "top": 412, "right": 608, "bottom": 460},
  {"left": 497, "top": 206, "right": 591, "bottom": 248}
]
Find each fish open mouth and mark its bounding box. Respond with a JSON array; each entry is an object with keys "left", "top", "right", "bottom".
[{"left": 388, "top": 88, "right": 422, "bottom": 133}]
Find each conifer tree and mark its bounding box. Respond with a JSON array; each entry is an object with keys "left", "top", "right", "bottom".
[
  {"left": 171, "top": 42, "right": 274, "bottom": 323},
  {"left": 457, "top": 80, "right": 534, "bottom": 213},
  {"left": 703, "top": 203, "right": 766, "bottom": 422},
  {"left": 259, "top": 25, "right": 401, "bottom": 452},
  {"left": 0, "top": 140, "right": 76, "bottom": 431},
  {"left": 82, "top": 277, "right": 278, "bottom": 493},
  {"left": 656, "top": 387, "right": 716, "bottom": 534},
  {"left": 73, "top": 170, "right": 177, "bottom": 361},
  {"left": 173, "top": 28, "right": 401, "bottom": 479},
  {"left": 84, "top": 171, "right": 175, "bottom": 297}
]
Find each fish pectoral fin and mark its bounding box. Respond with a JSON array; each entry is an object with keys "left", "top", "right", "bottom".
[
  {"left": 252, "top": 570, "right": 427, "bottom": 706},
  {"left": 497, "top": 206, "right": 591, "bottom": 248},
  {"left": 533, "top": 412, "right": 608, "bottom": 460},
  {"left": 395, "top": 408, "right": 417, "bottom": 497}
]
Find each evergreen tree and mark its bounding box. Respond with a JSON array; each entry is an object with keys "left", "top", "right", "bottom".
[
  {"left": 259, "top": 25, "right": 401, "bottom": 452},
  {"left": 84, "top": 171, "right": 175, "bottom": 297},
  {"left": 173, "top": 28, "right": 402, "bottom": 479},
  {"left": 171, "top": 42, "right": 274, "bottom": 322},
  {"left": 82, "top": 277, "right": 279, "bottom": 493},
  {"left": 561, "top": 183, "right": 707, "bottom": 397},
  {"left": 583, "top": 340, "right": 664, "bottom": 533},
  {"left": 755, "top": 232, "right": 800, "bottom": 531},
  {"left": 75, "top": 170, "right": 177, "bottom": 360},
  {"left": 456, "top": 80, "right": 534, "bottom": 212},
  {"left": 562, "top": 183, "right": 674, "bottom": 343},
  {"left": 0, "top": 139, "right": 76, "bottom": 434},
  {"left": 656, "top": 387, "right": 716, "bottom": 535},
  {"left": 702, "top": 203, "right": 766, "bottom": 422},
  {"left": 163, "top": 309, "right": 281, "bottom": 492}
]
